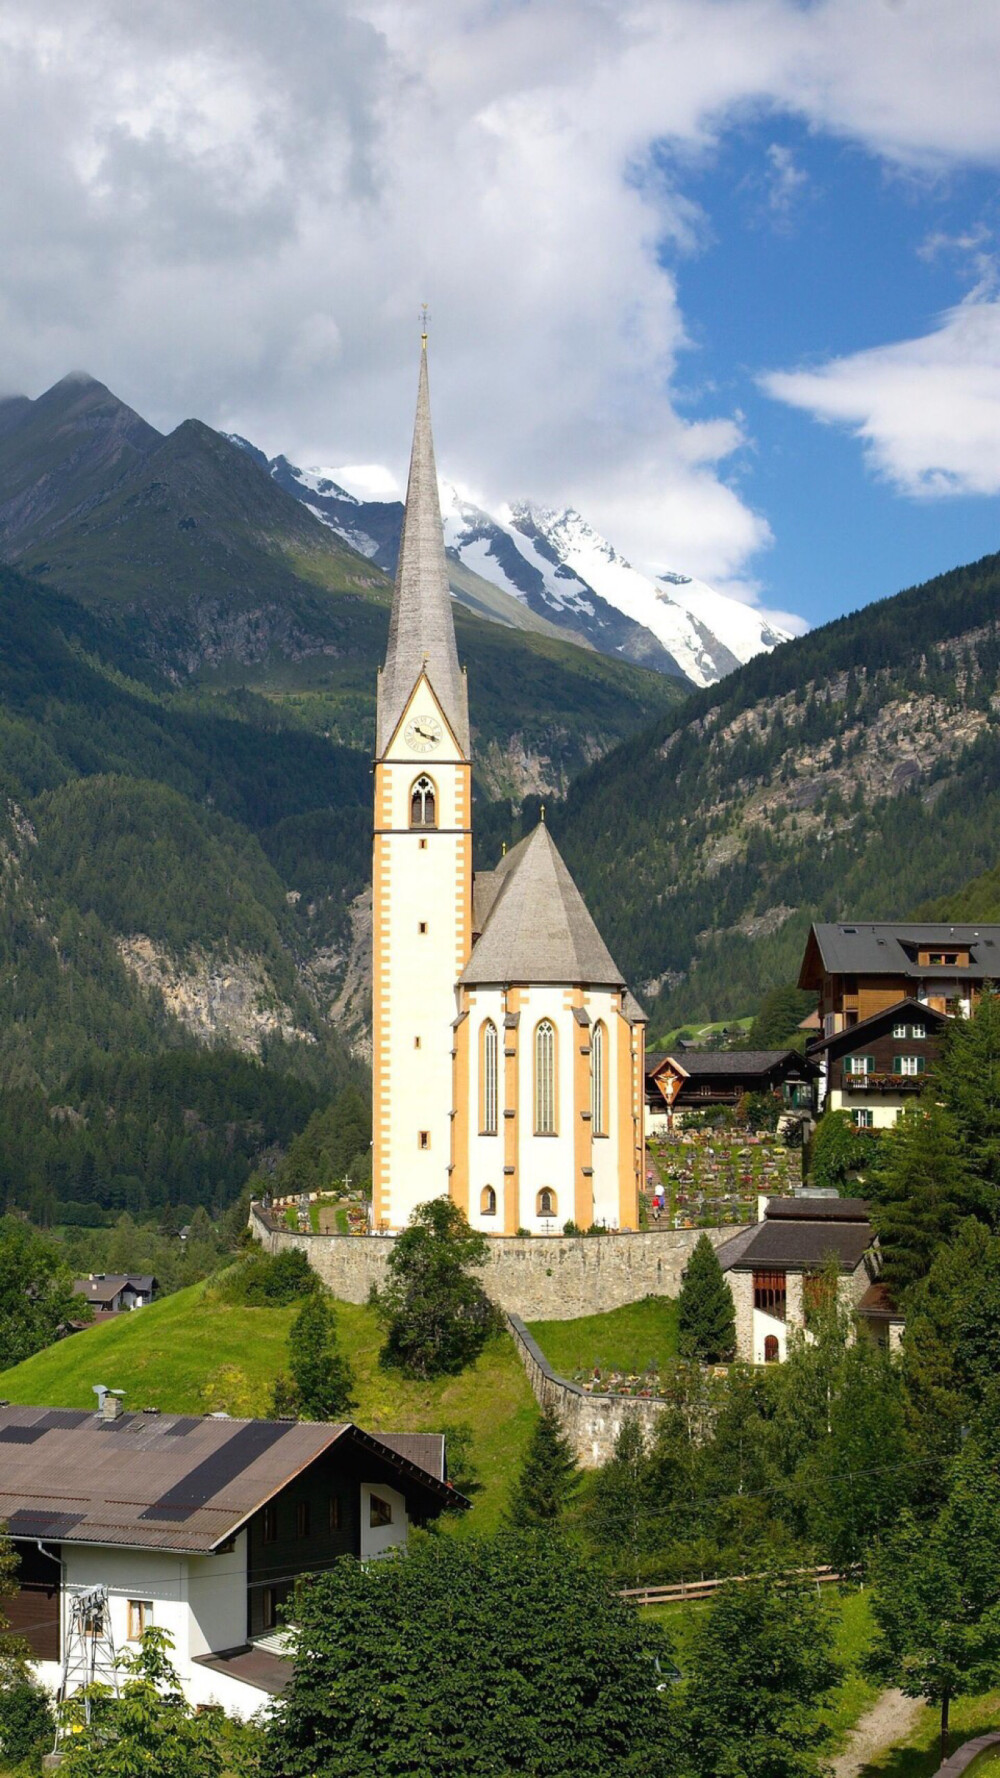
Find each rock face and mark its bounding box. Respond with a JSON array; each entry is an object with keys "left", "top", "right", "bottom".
[{"left": 117, "top": 935, "right": 312, "bottom": 1054}]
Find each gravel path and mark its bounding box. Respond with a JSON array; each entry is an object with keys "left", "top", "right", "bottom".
[{"left": 832, "top": 1688, "right": 925, "bottom": 1778}]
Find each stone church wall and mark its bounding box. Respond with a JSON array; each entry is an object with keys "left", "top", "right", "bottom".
[
  {"left": 249, "top": 1206, "right": 740, "bottom": 1321},
  {"left": 505, "top": 1314, "right": 669, "bottom": 1466}
]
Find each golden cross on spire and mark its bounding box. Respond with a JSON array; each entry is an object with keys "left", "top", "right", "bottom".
[{"left": 420, "top": 302, "right": 430, "bottom": 349}]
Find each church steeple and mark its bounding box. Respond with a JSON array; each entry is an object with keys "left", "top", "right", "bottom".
[{"left": 376, "top": 339, "right": 470, "bottom": 758}]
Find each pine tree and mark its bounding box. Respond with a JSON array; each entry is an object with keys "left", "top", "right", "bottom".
[
  {"left": 272, "top": 1290, "right": 356, "bottom": 1422},
  {"left": 868, "top": 1100, "right": 980, "bottom": 1295},
  {"left": 936, "top": 989, "right": 1000, "bottom": 1204},
  {"left": 677, "top": 1232, "right": 736, "bottom": 1362},
  {"left": 506, "top": 1406, "right": 580, "bottom": 1526}
]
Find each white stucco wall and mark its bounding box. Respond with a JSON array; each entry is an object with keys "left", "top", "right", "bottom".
[
  {"left": 828, "top": 1090, "right": 903, "bottom": 1130},
  {"left": 375, "top": 681, "right": 470, "bottom": 1231},
  {"left": 359, "top": 1483, "right": 408, "bottom": 1560}
]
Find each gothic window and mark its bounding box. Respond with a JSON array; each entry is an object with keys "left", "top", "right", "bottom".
[
  {"left": 591, "top": 1021, "right": 607, "bottom": 1136},
  {"left": 410, "top": 775, "right": 437, "bottom": 829},
  {"left": 537, "top": 1188, "right": 557, "bottom": 1218},
  {"left": 534, "top": 1021, "right": 556, "bottom": 1134},
  {"left": 481, "top": 1185, "right": 497, "bottom": 1216},
  {"left": 481, "top": 1021, "right": 498, "bottom": 1134}
]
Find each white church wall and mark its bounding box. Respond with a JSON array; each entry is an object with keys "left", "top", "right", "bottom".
[
  {"left": 515, "top": 987, "right": 578, "bottom": 1232},
  {"left": 589, "top": 992, "right": 625, "bottom": 1229},
  {"left": 467, "top": 987, "right": 507, "bottom": 1232}
]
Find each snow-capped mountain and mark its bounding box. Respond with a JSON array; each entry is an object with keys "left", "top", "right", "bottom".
[{"left": 224, "top": 434, "right": 797, "bottom": 688}]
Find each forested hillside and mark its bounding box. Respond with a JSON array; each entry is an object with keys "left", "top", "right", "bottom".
[{"left": 552, "top": 550, "right": 1000, "bottom": 1033}]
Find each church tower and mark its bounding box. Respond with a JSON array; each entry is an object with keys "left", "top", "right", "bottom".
[{"left": 372, "top": 336, "right": 472, "bottom": 1230}]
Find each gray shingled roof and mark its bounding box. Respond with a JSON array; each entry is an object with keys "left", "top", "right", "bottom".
[
  {"left": 652, "top": 1050, "right": 810, "bottom": 1078},
  {"left": 460, "top": 824, "right": 626, "bottom": 987},
  {"left": 726, "top": 1219, "right": 872, "bottom": 1272},
  {"left": 807, "top": 923, "right": 1000, "bottom": 980},
  {"left": 0, "top": 1406, "right": 460, "bottom": 1554},
  {"left": 376, "top": 345, "right": 470, "bottom": 757}
]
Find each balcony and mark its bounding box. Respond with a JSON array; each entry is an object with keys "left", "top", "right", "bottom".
[{"left": 843, "top": 1073, "right": 926, "bottom": 1094}]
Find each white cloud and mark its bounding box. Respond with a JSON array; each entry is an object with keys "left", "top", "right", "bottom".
[
  {"left": 1, "top": 0, "right": 1000, "bottom": 604},
  {"left": 761, "top": 294, "right": 1000, "bottom": 497}
]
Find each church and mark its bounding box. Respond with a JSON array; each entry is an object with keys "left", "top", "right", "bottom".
[{"left": 372, "top": 338, "right": 646, "bottom": 1236}]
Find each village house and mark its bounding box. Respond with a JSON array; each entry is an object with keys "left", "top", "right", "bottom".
[
  {"left": 805, "top": 997, "right": 950, "bottom": 1129},
  {"left": 71, "top": 1274, "right": 158, "bottom": 1316},
  {"left": 644, "top": 1050, "right": 818, "bottom": 1134},
  {"left": 0, "top": 1397, "right": 461, "bottom": 1717},
  {"left": 798, "top": 920, "right": 1000, "bottom": 1032},
  {"left": 717, "top": 1194, "right": 892, "bottom": 1363}
]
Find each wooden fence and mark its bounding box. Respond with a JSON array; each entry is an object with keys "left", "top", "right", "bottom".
[{"left": 621, "top": 1565, "right": 842, "bottom": 1606}]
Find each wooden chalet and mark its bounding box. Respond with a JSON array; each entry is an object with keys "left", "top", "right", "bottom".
[
  {"left": 805, "top": 996, "right": 949, "bottom": 1129},
  {"left": 645, "top": 1049, "right": 818, "bottom": 1129},
  {"left": 798, "top": 921, "right": 1000, "bottom": 1033}
]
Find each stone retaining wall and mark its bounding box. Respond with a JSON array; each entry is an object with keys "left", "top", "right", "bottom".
[
  {"left": 249, "top": 1207, "right": 742, "bottom": 1321},
  {"left": 506, "top": 1313, "right": 668, "bottom": 1466}
]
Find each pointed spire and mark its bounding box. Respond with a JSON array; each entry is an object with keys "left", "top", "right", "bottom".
[{"left": 376, "top": 342, "right": 470, "bottom": 757}]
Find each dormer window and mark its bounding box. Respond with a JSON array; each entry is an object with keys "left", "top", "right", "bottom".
[{"left": 410, "top": 776, "right": 437, "bottom": 829}]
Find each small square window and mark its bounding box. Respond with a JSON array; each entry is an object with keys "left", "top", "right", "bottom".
[
  {"left": 370, "top": 1494, "right": 393, "bottom": 1528},
  {"left": 418, "top": 1131, "right": 430, "bottom": 1150},
  {"left": 419, "top": 838, "right": 427, "bottom": 850},
  {"left": 295, "top": 1501, "right": 310, "bottom": 1538},
  {"left": 127, "top": 1600, "right": 152, "bottom": 1641},
  {"left": 418, "top": 921, "right": 428, "bottom": 934},
  {"left": 329, "top": 1496, "right": 341, "bottom": 1533},
  {"left": 262, "top": 1503, "right": 278, "bottom": 1544},
  {"left": 414, "top": 1036, "right": 421, "bottom": 1049}
]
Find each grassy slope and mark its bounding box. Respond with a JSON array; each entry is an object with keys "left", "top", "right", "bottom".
[
  {"left": 527, "top": 1296, "right": 680, "bottom": 1378},
  {"left": 0, "top": 1282, "right": 537, "bottom": 1532}
]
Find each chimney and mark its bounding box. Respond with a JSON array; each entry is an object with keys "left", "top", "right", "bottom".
[{"left": 93, "top": 1385, "right": 125, "bottom": 1422}]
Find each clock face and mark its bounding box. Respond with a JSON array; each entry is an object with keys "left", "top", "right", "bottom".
[{"left": 404, "top": 714, "right": 443, "bottom": 753}]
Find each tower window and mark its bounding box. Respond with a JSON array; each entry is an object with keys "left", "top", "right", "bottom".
[
  {"left": 410, "top": 775, "right": 437, "bottom": 829},
  {"left": 481, "top": 1185, "right": 497, "bottom": 1216},
  {"left": 414, "top": 1036, "right": 422, "bottom": 1049},
  {"left": 591, "top": 1020, "right": 607, "bottom": 1137},
  {"left": 418, "top": 922, "right": 428, "bottom": 934},
  {"left": 418, "top": 1131, "right": 430, "bottom": 1150},
  {"left": 534, "top": 1021, "right": 556, "bottom": 1135},
  {"left": 481, "top": 1020, "right": 498, "bottom": 1134}
]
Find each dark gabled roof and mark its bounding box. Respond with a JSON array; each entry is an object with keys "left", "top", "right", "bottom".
[
  {"left": 725, "top": 1219, "right": 872, "bottom": 1273},
  {"left": 856, "top": 1282, "right": 904, "bottom": 1322},
  {"left": 649, "top": 1049, "right": 814, "bottom": 1079},
  {"left": 765, "top": 1195, "right": 869, "bottom": 1221},
  {"left": 806, "top": 996, "right": 949, "bottom": 1056},
  {"left": 460, "top": 824, "right": 625, "bottom": 988},
  {"left": 801, "top": 922, "right": 1000, "bottom": 985},
  {"left": 72, "top": 1275, "right": 157, "bottom": 1305},
  {"left": 377, "top": 1432, "right": 446, "bottom": 1482},
  {"left": 0, "top": 1406, "right": 463, "bottom": 1554}
]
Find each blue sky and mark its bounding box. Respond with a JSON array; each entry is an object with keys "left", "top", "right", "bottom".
[{"left": 655, "top": 116, "right": 1000, "bottom": 627}]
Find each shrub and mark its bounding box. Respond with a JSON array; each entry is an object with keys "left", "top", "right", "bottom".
[
  {"left": 219, "top": 1246, "right": 318, "bottom": 1307},
  {"left": 0, "top": 1680, "right": 54, "bottom": 1764}
]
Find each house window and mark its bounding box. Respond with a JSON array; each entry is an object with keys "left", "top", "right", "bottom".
[
  {"left": 911, "top": 1023, "right": 926, "bottom": 1040},
  {"left": 753, "top": 1270, "right": 786, "bottom": 1319},
  {"left": 329, "top": 1496, "right": 341, "bottom": 1533},
  {"left": 846, "top": 1054, "right": 875, "bottom": 1076},
  {"left": 892, "top": 1022, "right": 907, "bottom": 1038},
  {"left": 261, "top": 1587, "right": 278, "bottom": 1631},
  {"left": 481, "top": 1185, "right": 497, "bottom": 1216},
  {"left": 534, "top": 1021, "right": 556, "bottom": 1134},
  {"left": 481, "top": 1020, "right": 498, "bottom": 1134},
  {"left": 853, "top": 1108, "right": 874, "bottom": 1129},
  {"left": 262, "top": 1503, "right": 277, "bottom": 1544},
  {"left": 370, "top": 1494, "right": 393, "bottom": 1528},
  {"left": 127, "top": 1601, "right": 152, "bottom": 1641},
  {"left": 893, "top": 1055, "right": 926, "bottom": 1076},
  {"left": 418, "top": 1131, "right": 430, "bottom": 1150},
  {"left": 927, "top": 952, "right": 959, "bottom": 967},
  {"left": 763, "top": 1335, "right": 780, "bottom": 1364},
  {"left": 296, "top": 1501, "right": 310, "bottom": 1539},
  {"left": 410, "top": 775, "right": 437, "bottom": 829},
  {"left": 591, "top": 1021, "right": 606, "bottom": 1137},
  {"left": 537, "top": 1188, "right": 557, "bottom": 1218}
]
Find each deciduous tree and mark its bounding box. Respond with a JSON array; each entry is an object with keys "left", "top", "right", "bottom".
[{"left": 373, "top": 1198, "right": 502, "bottom": 1378}]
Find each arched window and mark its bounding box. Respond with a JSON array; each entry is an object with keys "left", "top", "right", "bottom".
[
  {"left": 537, "top": 1188, "right": 557, "bottom": 1218},
  {"left": 591, "top": 1021, "right": 607, "bottom": 1137},
  {"left": 481, "top": 1020, "right": 498, "bottom": 1135},
  {"left": 763, "top": 1335, "right": 779, "bottom": 1364},
  {"left": 410, "top": 775, "right": 436, "bottom": 829},
  {"left": 534, "top": 1020, "right": 556, "bottom": 1134},
  {"left": 481, "top": 1185, "right": 497, "bottom": 1216}
]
